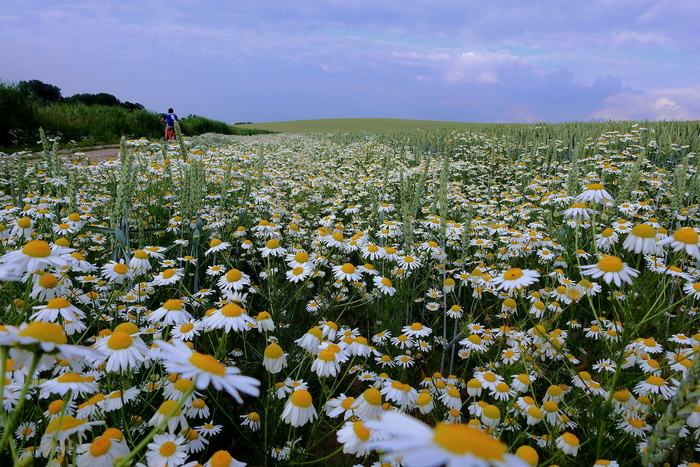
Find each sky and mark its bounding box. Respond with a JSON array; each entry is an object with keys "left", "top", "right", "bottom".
[{"left": 2, "top": 0, "right": 700, "bottom": 124}]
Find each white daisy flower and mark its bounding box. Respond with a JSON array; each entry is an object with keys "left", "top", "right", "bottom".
[
  {"left": 153, "top": 338, "right": 260, "bottom": 403},
  {"left": 365, "top": 411, "right": 528, "bottom": 467},
  {"left": 580, "top": 255, "right": 639, "bottom": 286}
]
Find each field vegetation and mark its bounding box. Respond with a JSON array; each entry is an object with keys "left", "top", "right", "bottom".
[
  {"left": 0, "top": 119, "right": 699, "bottom": 466},
  {"left": 0, "top": 80, "right": 270, "bottom": 151}
]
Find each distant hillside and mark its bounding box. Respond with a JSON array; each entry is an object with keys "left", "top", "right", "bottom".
[{"left": 235, "top": 118, "right": 473, "bottom": 133}]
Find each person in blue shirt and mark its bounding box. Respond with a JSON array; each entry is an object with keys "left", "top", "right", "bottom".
[{"left": 160, "top": 108, "right": 178, "bottom": 141}]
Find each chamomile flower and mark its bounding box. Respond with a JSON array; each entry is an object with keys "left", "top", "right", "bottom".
[
  {"left": 683, "top": 281, "right": 700, "bottom": 299},
  {"left": 286, "top": 264, "right": 312, "bottom": 283},
  {"left": 658, "top": 227, "right": 700, "bottom": 259},
  {"left": 402, "top": 322, "right": 432, "bottom": 338},
  {"left": 240, "top": 412, "right": 261, "bottom": 431},
  {"left": 281, "top": 388, "right": 317, "bottom": 427},
  {"left": 332, "top": 263, "right": 363, "bottom": 282},
  {"left": 204, "top": 238, "right": 231, "bottom": 255},
  {"left": 492, "top": 268, "right": 540, "bottom": 293},
  {"left": 154, "top": 338, "right": 260, "bottom": 403},
  {"left": 217, "top": 268, "right": 251, "bottom": 292},
  {"left": 555, "top": 432, "right": 579, "bottom": 456},
  {"left": 204, "top": 450, "right": 246, "bottom": 467},
  {"left": 148, "top": 299, "right": 193, "bottom": 326},
  {"left": 580, "top": 255, "right": 639, "bottom": 286},
  {"left": 366, "top": 411, "right": 528, "bottom": 467},
  {"left": 622, "top": 223, "right": 660, "bottom": 255},
  {"left": 373, "top": 276, "right": 396, "bottom": 295},
  {"left": 39, "top": 415, "right": 104, "bottom": 457},
  {"left": 145, "top": 433, "right": 188, "bottom": 467},
  {"left": 150, "top": 267, "right": 184, "bottom": 286},
  {"left": 202, "top": 303, "right": 256, "bottom": 332},
  {"left": 100, "top": 260, "right": 133, "bottom": 284},
  {"left": 259, "top": 238, "right": 286, "bottom": 257},
  {"left": 0, "top": 240, "right": 73, "bottom": 281},
  {"left": 577, "top": 183, "right": 614, "bottom": 205},
  {"left": 75, "top": 429, "right": 131, "bottom": 467},
  {"left": 336, "top": 419, "right": 384, "bottom": 457},
  {"left": 30, "top": 297, "right": 86, "bottom": 335},
  {"left": 263, "top": 343, "right": 288, "bottom": 374}
]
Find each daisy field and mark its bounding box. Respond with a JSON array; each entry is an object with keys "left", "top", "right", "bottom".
[{"left": 1, "top": 123, "right": 700, "bottom": 466}]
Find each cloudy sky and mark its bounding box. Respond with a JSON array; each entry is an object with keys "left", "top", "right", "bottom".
[{"left": 2, "top": 0, "right": 699, "bottom": 124}]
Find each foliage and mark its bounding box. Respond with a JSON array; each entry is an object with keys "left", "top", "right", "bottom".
[
  {"left": 18, "top": 79, "right": 63, "bottom": 104},
  {"left": 0, "top": 81, "right": 40, "bottom": 147},
  {"left": 65, "top": 92, "right": 123, "bottom": 107}
]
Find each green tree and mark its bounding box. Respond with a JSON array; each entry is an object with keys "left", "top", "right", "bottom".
[
  {"left": 0, "top": 81, "right": 39, "bottom": 146},
  {"left": 66, "top": 92, "right": 121, "bottom": 107},
  {"left": 18, "top": 79, "right": 62, "bottom": 103}
]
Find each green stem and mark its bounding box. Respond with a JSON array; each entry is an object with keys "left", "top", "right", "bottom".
[
  {"left": 115, "top": 382, "right": 195, "bottom": 467},
  {"left": 0, "top": 352, "right": 41, "bottom": 454}
]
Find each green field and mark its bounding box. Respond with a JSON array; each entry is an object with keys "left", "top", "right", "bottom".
[{"left": 236, "top": 117, "right": 477, "bottom": 133}]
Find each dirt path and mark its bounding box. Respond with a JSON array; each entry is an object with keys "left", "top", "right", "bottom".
[{"left": 60, "top": 146, "right": 121, "bottom": 163}]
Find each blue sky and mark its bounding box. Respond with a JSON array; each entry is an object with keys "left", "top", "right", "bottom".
[{"left": 2, "top": 0, "right": 699, "bottom": 123}]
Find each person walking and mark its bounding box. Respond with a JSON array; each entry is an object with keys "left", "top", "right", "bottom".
[{"left": 161, "top": 108, "right": 178, "bottom": 141}]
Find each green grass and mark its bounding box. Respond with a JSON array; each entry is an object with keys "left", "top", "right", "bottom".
[{"left": 235, "top": 118, "right": 475, "bottom": 133}]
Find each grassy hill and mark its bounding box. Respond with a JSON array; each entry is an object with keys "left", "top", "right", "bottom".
[{"left": 235, "top": 118, "right": 474, "bottom": 133}]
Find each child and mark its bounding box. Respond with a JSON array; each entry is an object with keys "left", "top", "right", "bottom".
[{"left": 161, "top": 108, "right": 178, "bottom": 141}]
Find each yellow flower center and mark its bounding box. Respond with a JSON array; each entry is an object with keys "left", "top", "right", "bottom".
[
  {"left": 17, "top": 217, "right": 32, "bottom": 228},
  {"left": 226, "top": 269, "right": 243, "bottom": 282},
  {"left": 90, "top": 437, "right": 112, "bottom": 457},
  {"left": 318, "top": 349, "right": 336, "bottom": 362},
  {"left": 247, "top": 412, "right": 260, "bottom": 421},
  {"left": 353, "top": 421, "right": 371, "bottom": 441},
  {"left": 561, "top": 432, "right": 579, "bottom": 446},
  {"left": 294, "top": 252, "right": 308, "bottom": 262},
  {"left": 210, "top": 238, "right": 222, "bottom": 248},
  {"left": 597, "top": 256, "right": 624, "bottom": 273},
  {"left": 432, "top": 422, "right": 506, "bottom": 459},
  {"left": 133, "top": 250, "right": 149, "bottom": 259},
  {"left": 210, "top": 451, "right": 233, "bottom": 467},
  {"left": 291, "top": 389, "right": 312, "bottom": 407},
  {"left": 673, "top": 227, "right": 699, "bottom": 245},
  {"left": 340, "top": 397, "right": 356, "bottom": 410},
  {"left": 631, "top": 224, "right": 656, "bottom": 238},
  {"left": 39, "top": 273, "right": 59, "bottom": 288},
  {"left": 57, "top": 372, "right": 94, "bottom": 383},
  {"left": 292, "top": 267, "right": 304, "bottom": 276},
  {"left": 363, "top": 387, "right": 382, "bottom": 406},
  {"left": 18, "top": 321, "right": 67, "bottom": 344},
  {"left": 45, "top": 415, "right": 86, "bottom": 433},
  {"left": 503, "top": 268, "right": 524, "bottom": 280},
  {"left": 162, "top": 268, "right": 177, "bottom": 279},
  {"left": 173, "top": 378, "right": 193, "bottom": 392},
  {"left": 266, "top": 239, "right": 280, "bottom": 249},
  {"left": 221, "top": 303, "right": 243, "bottom": 317},
  {"left": 159, "top": 441, "right": 177, "bottom": 457},
  {"left": 340, "top": 263, "right": 356, "bottom": 274},
  {"left": 264, "top": 343, "right": 284, "bottom": 359},
  {"left": 162, "top": 299, "right": 184, "bottom": 311},
  {"left": 22, "top": 240, "right": 52, "bottom": 258},
  {"left": 367, "top": 244, "right": 379, "bottom": 252},
  {"left": 586, "top": 183, "right": 605, "bottom": 191},
  {"left": 483, "top": 404, "right": 500, "bottom": 419},
  {"left": 158, "top": 400, "right": 182, "bottom": 416},
  {"left": 190, "top": 352, "right": 226, "bottom": 375},
  {"left": 179, "top": 323, "right": 194, "bottom": 333}
]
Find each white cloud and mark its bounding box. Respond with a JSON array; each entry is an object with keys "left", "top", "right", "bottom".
[
  {"left": 444, "top": 51, "right": 526, "bottom": 84},
  {"left": 591, "top": 85, "right": 700, "bottom": 121}
]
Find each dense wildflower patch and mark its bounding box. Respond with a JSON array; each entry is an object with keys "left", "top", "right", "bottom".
[{"left": 0, "top": 127, "right": 699, "bottom": 466}]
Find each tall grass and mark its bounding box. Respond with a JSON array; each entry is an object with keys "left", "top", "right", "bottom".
[{"left": 0, "top": 81, "right": 272, "bottom": 150}]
